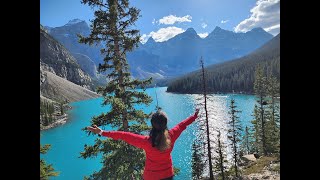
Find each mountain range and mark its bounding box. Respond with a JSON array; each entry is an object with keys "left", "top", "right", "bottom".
[{"left": 45, "top": 19, "right": 274, "bottom": 80}]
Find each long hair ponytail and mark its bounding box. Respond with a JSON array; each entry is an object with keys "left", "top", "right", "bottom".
[{"left": 150, "top": 111, "right": 171, "bottom": 151}]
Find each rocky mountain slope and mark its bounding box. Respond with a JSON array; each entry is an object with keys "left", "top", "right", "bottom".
[
  {"left": 40, "top": 70, "right": 100, "bottom": 102},
  {"left": 40, "top": 25, "right": 94, "bottom": 90}
]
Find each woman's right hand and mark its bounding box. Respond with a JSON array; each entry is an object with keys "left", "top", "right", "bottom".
[
  {"left": 194, "top": 108, "right": 200, "bottom": 117},
  {"left": 87, "top": 125, "right": 102, "bottom": 134}
]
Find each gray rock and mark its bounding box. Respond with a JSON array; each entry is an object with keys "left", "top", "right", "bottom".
[
  {"left": 242, "top": 154, "right": 257, "bottom": 162},
  {"left": 40, "top": 26, "right": 94, "bottom": 90}
]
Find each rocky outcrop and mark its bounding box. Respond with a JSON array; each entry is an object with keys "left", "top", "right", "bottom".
[
  {"left": 244, "top": 162, "right": 280, "bottom": 180},
  {"left": 71, "top": 53, "right": 97, "bottom": 78},
  {"left": 242, "top": 154, "right": 258, "bottom": 162},
  {"left": 40, "top": 26, "right": 94, "bottom": 90}
]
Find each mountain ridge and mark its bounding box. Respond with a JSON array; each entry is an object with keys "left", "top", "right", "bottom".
[{"left": 45, "top": 19, "right": 274, "bottom": 80}]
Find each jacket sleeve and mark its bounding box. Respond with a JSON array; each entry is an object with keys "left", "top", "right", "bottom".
[
  {"left": 169, "top": 114, "right": 198, "bottom": 143},
  {"left": 101, "top": 131, "right": 148, "bottom": 149}
]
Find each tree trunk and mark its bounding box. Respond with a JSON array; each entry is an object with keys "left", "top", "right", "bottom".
[
  {"left": 260, "top": 95, "right": 267, "bottom": 155},
  {"left": 201, "top": 58, "right": 214, "bottom": 180}
]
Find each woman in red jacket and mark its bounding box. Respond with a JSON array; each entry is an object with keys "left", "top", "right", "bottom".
[{"left": 87, "top": 108, "right": 199, "bottom": 180}]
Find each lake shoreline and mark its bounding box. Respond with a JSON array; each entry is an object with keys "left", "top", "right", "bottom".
[
  {"left": 40, "top": 113, "right": 69, "bottom": 131},
  {"left": 165, "top": 90, "right": 255, "bottom": 96}
]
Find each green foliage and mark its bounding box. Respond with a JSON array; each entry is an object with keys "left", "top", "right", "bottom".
[
  {"left": 40, "top": 99, "right": 55, "bottom": 126},
  {"left": 227, "top": 99, "right": 243, "bottom": 177},
  {"left": 79, "top": 0, "right": 153, "bottom": 179},
  {"left": 81, "top": 140, "right": 145, "bottom": 179},
  {"left": 59, "top": 101, "right": 64, "bottom": 115},
  {"left": 213, "top": 130, "right": 227, "bottom": 180},
  {"left": 40, "top": 143, "right": 59, "bottom": 179},
  {"left": 253, "top": 65, "right": 268, "bottom": 155},
  {"left": 251, "top": 65, "right": 280, "bottom": 156},
  {"left": 251, "top": 106, "right": 261, "bottom": 153},
  {"left": 265, "top": 75, "right": 280, "bottom": 154},
  {"left": 240, "top": 126, "right": 254, "bottom": 155},
  {"left": 224, "top": 166, "right": 238, "bottom": 180},
  {"left": 191, "top": 140, "right": 205, "bottom": 179}
]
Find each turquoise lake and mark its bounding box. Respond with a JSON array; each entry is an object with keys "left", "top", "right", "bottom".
[{"left": 40, "top": 87, "right": 256, "bottom": 179}]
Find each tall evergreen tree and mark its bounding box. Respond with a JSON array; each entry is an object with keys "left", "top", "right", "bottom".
[
  {"left": 241, "top": 126, "right": 253, "bottom": 155},
  {"left": 251, "top": 105, "right": 261, "bottom": 153},
  {"left": 191, "top": 140, "right": 205, "bottom": 180},
  {"left": 40, "top": 144, "right": 59, "bottom": 179},
  {"left": 213, "top": 130, "right": 227, "bottom": 180},
  {"left": 253, "top": 65, "right": 268, "bottom": 156},
  {"left": 265, "top": 75, "right": 280, "bottom": 154},
  {"left": 200, "top": 57, "right": 214, "bottom": 179},
  {"left": 79, "top": 0, "right": 152, "bottom": 179},
  {"left": 227, "top": 98, "right": 242, "bottom": 178}
]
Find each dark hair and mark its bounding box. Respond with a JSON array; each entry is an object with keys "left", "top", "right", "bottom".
[{"left": 149, "top": 110, "right": 171, "bottom": 151}]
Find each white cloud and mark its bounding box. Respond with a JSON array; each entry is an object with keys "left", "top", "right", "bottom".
[
  {"left": 234, "top": 0, "right": 280, "bottom": 36},
  {"left": 264, "top": 24, "right": 280, "bottom": 35},
  {"left": 140, "top": 34, "right": 152, "bottom": 44},
  {"left": 150, "top": 27, "right": 185, "bottom": 42},
  {"left": 198, "top": 33, "right": 209, "bottom": 38},
  {"left": 201, "top": 22, "right": 208, "bottom": 29},
  {"left": 158, "top": 15, "right": 192, "bottom": 25},
  {"left": 140, "top": 27, "right": 185, "bottom": 43},
  {"left": 221, "top": 20, "right": 229, "bottom": 24}
]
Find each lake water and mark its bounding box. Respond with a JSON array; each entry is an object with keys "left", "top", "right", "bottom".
[{"left": 40, "top": 87, "right": 256, "bottom": 179}]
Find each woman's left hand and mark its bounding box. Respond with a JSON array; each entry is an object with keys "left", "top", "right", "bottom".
[{"left": 87, "top": 125, "right": 102, "bottom": 134}]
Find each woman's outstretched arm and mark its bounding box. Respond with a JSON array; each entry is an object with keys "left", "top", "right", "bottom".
[
  {"left": 87, "top": 125, "right": 149, "bottom": 149},
  {"left": 169, "top": 109, "right": 199, "bottom": 143}
]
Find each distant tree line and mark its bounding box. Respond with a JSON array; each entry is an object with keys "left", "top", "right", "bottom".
[
  {"left": 40, "top": 99, "right": 66, "bottom": 127},
  {"left": 167, "top": 48, "right": 279, "bottom": 94}
]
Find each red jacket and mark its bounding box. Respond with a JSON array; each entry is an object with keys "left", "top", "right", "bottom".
[{"left": 101, "top": 114, "right": 198, "bottom": 180}]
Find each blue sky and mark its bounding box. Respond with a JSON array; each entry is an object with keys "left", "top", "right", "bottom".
[{"left": 40, "top": 0, "right": 280, "bottom": 43}]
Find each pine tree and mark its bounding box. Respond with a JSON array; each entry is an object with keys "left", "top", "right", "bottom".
[
  {"left": 213, "top": 130, "right": 227, "bottom": 180},
  {"left": 265, "top": 75, "right": 280, "bottom": 154},
  {"left": 79, "top": 0, "right": 152, "bottom": 179},
  {"left": 60, "top": 101, "right": 64, "bottom": 115},
  {"left": 241, "top": 126, "right": 253, "bottom": 155},
  {"left": 227, "top": 98, "right": 242, "bottom": 178},
  {"left": 40, "top": 144, "right": 59, "bottom": 179},
  {"left": 253, "top": 65, "right": 268, "bottom": 156},
  {"left": 251, "top": 105, "right": 261, "bottom": 153},
  {"left": 199, "top": 57, "right": 214, "bottom": 179},
  {"left": 191, "top": 140, "right": 205, "bottom": 179}
]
